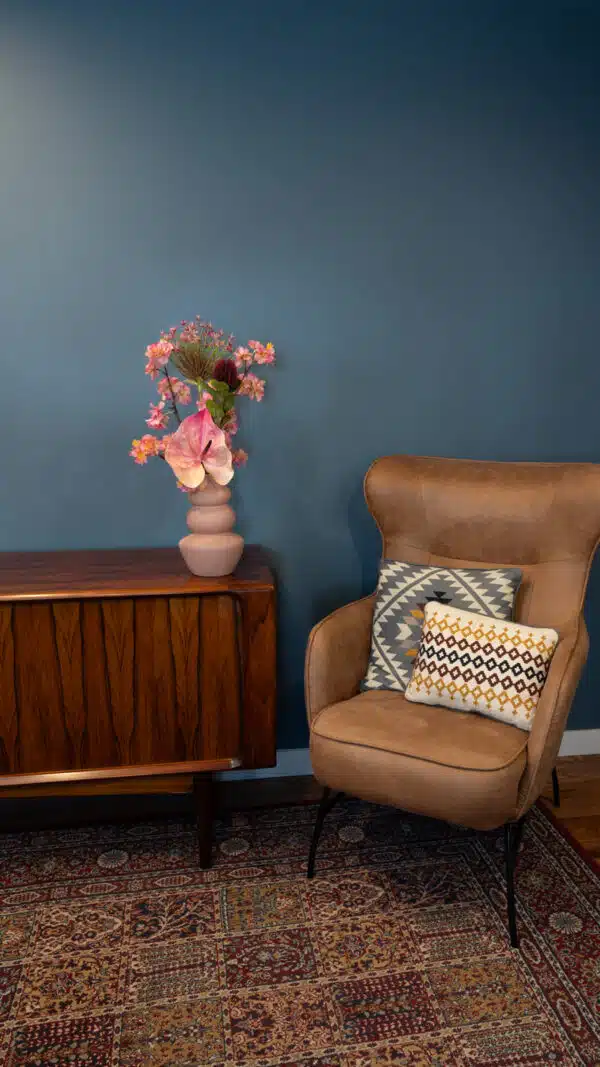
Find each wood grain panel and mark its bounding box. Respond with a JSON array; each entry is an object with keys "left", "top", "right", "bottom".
[
  {"left": 133, "top": 596, "right": 178, "bottom": 763},
  {"left": 198, "top": 595, "right": 240, "bottom": 760},
  {"left": 52, "top": 601, "right": 85, "bottom": 767},
  {"left": 80, "top": 600, "right": 118, "bottom": 768},
  {"left": 169, "top": 596, "right": 201, "bottom": 758},
  {"left": 239, "top": 589, "right": 277, "bottom": 767},
  {"left": 12, "top": 603, "right": 72, "bottom": 772},
  {"left": 0, "top": 605, "right": 17, "bottom": 773},
  {"left": 102, "top": 599, "right": 134, "bottom": 762}
]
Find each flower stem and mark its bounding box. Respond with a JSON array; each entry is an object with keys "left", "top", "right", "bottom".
[{"left": 163, "top": 369, "right": 182, "bottom": 424}]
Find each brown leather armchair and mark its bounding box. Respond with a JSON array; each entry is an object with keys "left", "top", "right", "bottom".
[{"left": 305, "top": 455, "right": 600, "bottom": 946}]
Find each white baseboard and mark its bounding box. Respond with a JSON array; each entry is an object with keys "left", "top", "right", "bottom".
[
  {"left": 559, "top": 728, "right": 600, "bottom": 757},
  {"left": 219, "top": 728, "right": 600, "bottom": 781},
  {"left": 218, "top": 748, "right": 312, "bottom": 781}
]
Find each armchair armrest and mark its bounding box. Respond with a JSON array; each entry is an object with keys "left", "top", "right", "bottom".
[
  {"left": 305, "top": 594, "right": 375, "bottom": 724},
  {"left": 517, "top": 619, "right": 589, "bottom": 816}
]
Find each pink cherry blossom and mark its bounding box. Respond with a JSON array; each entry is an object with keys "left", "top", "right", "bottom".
[
  {"left": 178, "top": 320, "right": 200, "bottom": 343},
  {"left": 146, "top": 401, "right": 169, "bottom": 429},
  {"left": 223, "top": 410, "right": 239, "bottom": 437},
  {"left": 253, "top": 342, "right": 276, "bottom": 365},
  {"left": 237, "top": 372, "right": 265, "bottom": 401},
  {"left": 223, "top": 409, "right": 239, "bottom": 451},
  {"left": 144, "top": 339, "right": 174, "bottom": 379},
  {"left": 129, "top": 434, "right": 161, "bottom": 465},
  {"left": 232, "top": 448, "right": 249, "bottom": 467},
  {"left": 157, "top": 376, "right": 192, "bottom": 405},
  {"left": 164, "top": 409, "right": 233, "bottom": 489},
  {"left": 234, "top": 346, "right": 253, "bottom": 369}
]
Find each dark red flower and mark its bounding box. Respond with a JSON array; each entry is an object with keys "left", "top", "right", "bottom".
[{"left": 213, "top": 358, "right": 239, "bottom": 391}]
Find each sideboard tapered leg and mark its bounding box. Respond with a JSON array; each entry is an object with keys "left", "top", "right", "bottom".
[
  {"left": 552, "top": 767, "right": 561, "bottom": 808},
  {"left": 193, "top": 773, "right": 214, "bottom": 869}
]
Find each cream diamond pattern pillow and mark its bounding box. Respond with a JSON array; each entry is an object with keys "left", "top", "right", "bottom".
[
  {"left": 405, "top": 602, "right": 559, "bottom": 731},
  {"left": 361, "top": 561, "right": 521, "bottom": 693}
]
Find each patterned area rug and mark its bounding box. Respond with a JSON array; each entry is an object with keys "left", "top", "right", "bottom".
[{"left": 0, "top": 799, "right": 599, "bottom": 1066}]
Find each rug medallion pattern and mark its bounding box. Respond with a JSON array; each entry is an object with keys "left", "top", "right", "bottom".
[{"left": 0, "top": 800, "right": 599, "bottom": 1065}]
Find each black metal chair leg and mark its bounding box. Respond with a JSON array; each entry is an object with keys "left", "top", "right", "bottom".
[
  {"left": 504, "top": 817, "right": 525, "bottom": 949},
  {"left": 552, "top": 766, "right": 560, "bottom": 808},
  {"left": 504, "top": 823, "right": 518, "bottom": 948},
  {"left": 307, "top": 787, "right": 343, "bottom": 879},
  {"left": 512, "top": 814, "right": 525, "bottom": 856}
]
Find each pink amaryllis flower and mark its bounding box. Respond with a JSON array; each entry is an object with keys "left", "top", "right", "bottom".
[{"left": 164, "top": 409, "right": 233, "bottom": 489}]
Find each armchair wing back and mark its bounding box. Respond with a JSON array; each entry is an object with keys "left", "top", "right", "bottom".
[{"left": 365, "top": 455, "right": 600, "bottom": 631}]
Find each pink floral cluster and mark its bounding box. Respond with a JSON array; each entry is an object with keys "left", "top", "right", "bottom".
[
  {"left": 144, "top": 339, "right": 174, "bottom": 379},
  {"left": 130, "top": 434, "right": 170, "bottom": 464},
  {"left": 224, "top": 407, "right": 248, "bottom": 470},
  {"left": 232, "top": 340, "right": 274, "bottom": 402},
  {"left": 130, "top": 317, "right": 276, "bottom": 487},
  {"left": 177, "top": 317, "right": 235, "bottom": 351},
  {"left": 234, "top": 339, "right": 276, "bottom": 369}
]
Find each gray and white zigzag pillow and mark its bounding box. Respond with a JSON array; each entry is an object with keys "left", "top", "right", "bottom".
[{"left": 361, "top": 561, "right": 522, "bottom": 693}]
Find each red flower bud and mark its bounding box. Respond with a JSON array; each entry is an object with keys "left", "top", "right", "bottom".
[{"left": 213, "top": 358, "right": 239, "bottom": 391}]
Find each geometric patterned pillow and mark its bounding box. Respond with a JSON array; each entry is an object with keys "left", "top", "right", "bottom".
[
  {"left": 361, "top": 561, "right": 521, "bottom": 694},
  {"left": 405, "top": 602, "right": 559, "bottom": 731}
]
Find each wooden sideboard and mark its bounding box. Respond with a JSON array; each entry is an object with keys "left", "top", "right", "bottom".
[{"left": 0, "top": 545, "right": 276, "bottom": 866}]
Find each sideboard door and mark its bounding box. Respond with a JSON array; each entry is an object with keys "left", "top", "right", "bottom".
[{"left": 0, "top": 594, "right": 241, "bottom": 776}]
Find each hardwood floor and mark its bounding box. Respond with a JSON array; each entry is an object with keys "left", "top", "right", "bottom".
[{"left": 539, "top": 754, "right": 600, "bottom": 862}]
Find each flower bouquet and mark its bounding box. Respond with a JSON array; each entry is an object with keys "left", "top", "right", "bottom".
[{"left": 130, "top": 317, "right": 275, "bottom": 576}]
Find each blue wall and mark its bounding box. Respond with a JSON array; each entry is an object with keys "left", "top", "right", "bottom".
[{"left": 1, "top": 0, "right": 600, "bottom": 745}]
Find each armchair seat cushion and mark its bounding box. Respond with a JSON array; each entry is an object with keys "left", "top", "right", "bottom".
[{"left": 310, "top": 691, "right": 528, "bottom": 830}]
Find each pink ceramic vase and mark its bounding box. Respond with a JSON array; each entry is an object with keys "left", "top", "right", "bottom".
[{"left": 179, "top": 477, "right": 244, "bottom": 577}]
